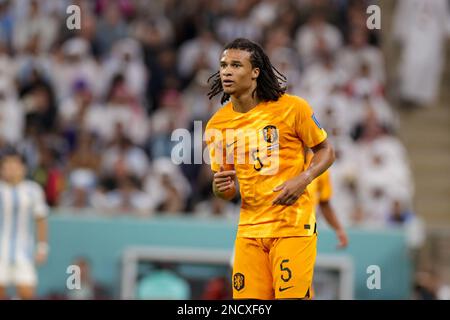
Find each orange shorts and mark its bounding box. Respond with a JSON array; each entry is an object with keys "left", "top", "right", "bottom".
[{"left": 232, "top": 234, "right": 317, "bottom": 299}]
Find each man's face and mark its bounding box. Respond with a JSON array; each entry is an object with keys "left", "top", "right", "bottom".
[
  {"left": 220, "top": 49, "right": 259, "bottom": 96},
  {"left": 1, "top": 156, "right": 26, "bottom": 183}
]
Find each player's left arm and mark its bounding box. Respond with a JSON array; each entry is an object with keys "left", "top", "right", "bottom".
[
  {"left": 33, "top": 183, "right": 49, "bottom": 265},
  {"left": 304, "top": 139, "right": 335, "bottom": 186},
  {"left": 273, "top": 139, "right": 335, "bottom": 205},
  {"left": 35, "top": 216, "right": 49, "bottom": 265}
]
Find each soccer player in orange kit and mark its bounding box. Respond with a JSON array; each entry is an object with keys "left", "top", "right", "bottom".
[{"left": 205, "top": 38, "right": 335, "bottom": 299}]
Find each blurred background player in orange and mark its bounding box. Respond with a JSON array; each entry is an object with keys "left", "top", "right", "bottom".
[
  {"left": 0, "top": 149, "right": 49, "bottom": 299},
  {"left": 305, "top": 148, "right": 348, "bottom": 249},
  {"left": 206, "top": 38, "right": 335, "bottom": 299}
]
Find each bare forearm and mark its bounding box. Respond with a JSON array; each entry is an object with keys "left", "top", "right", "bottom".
[
  {"left": 320, "top": 201, "right": 344, "bottom": 231},
  {"left": 303, "top": 140, "right": 335, "bottom": 183},
  {"left": 36, "top": 217, "right": 48, "bottom": 244}
]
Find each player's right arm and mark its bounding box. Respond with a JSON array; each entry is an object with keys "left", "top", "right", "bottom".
[{"left": 212, "top": 166, "right": 237, "bottom": 201}]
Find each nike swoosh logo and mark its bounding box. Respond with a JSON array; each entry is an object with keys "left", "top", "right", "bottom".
[
  {"left": 226, "top": 140, "right": 238, "bottom": 148},
  {"left": 278, "top": 286, "right": 294, "bottom": 292}
]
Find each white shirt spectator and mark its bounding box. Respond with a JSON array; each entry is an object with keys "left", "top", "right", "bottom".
[
  {"left": 177, "top": 32, "right": 222, "bottom": 79},
  {"left": 369, "top": 135, "right": 414, "bottom": 199},
  {"left": 102, "top": 144, "right": 150, "bottom": 179},
  {"left": 355, "top": 135, "right": 414, "bottom": 225},
  {"left": 12, "top": 0, "right": 58, "bottom": 53},
  {"left": 85, "top": 103, "right": 149, "bottom": 145},
  {"left": 216, "top": 4, "right": 262, "bottom": 44},
  {"left": 0, "top": 81, "right": 24, "bottom": 144},
  {"left": 270, "top": 47, "right": 302, "bottom": 96},
  {"left": 143, "top": 157, "right": 192, "bottom": 210},
  {"left": 295, "top": 19, "right": 342, "bottom": 67},
  {"left": 58, "top": 98, "right": 99, "bottom": 129},
  {"left": 312, "top": 93, "right": 352, "bottom": 137},
  {"left": 103, "top": 38, "right": 148, "bottom": 100},
  {"left": 300, "top": 60, "right": 347, "bottom": 104},
  {"left": 345, "top": 97, "right": 397, "bottom": 135},
  {"left": 51, "top": 38, "right": 105, "bottom": 102},
  {"left": 393, "top": 0, "right": 450, "bottom": 105},
  {"left": 249, "top": 0, "right": 279, "bottom": 29},
  {"left": 0, "top": 51, "right": 17, "bottom": 86},
  {"left": 337, "top": 43, "right": 386, "bottom": 84},
  {"left": 181, "top": 69, "right": 220, "bottom": 123}
]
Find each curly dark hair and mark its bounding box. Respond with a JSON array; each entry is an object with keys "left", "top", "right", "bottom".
[{"left": 207, "top": 38, "right": 287, "bottom": 104}]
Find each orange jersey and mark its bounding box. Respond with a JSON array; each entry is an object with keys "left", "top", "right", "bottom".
[
  {"left": 305, "top": 152, "right": 333, "bottom": 206},
  {"left": 205, "top": 94, "right": 327, "bottom": 238}
]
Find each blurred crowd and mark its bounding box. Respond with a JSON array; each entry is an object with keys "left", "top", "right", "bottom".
[{"left": 0, "top": 0, "right": 417, "bottom": 227}]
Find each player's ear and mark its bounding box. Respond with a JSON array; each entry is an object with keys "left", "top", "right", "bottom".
[{"left": 252, "top": 67, "right": 260, "bottom": 80}]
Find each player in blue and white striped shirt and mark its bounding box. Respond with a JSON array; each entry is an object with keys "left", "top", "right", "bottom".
[{"left": 0, "top": 150, "right": 49, "bottom": 299}]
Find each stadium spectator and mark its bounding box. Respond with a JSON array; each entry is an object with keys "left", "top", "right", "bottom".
[
  {"left": 101, "top": 174, "right": 154, "bottom": 216},
  {"left": 216, "top": 1, "right": 262, "bottom": 44},
  {"left": 101, "top": 130, "right": 149, "bottom": 180},
  {"left": 393, "top": 0, "right": 450, "bottom": 108},
  {"left": 177, "top": 30, "right": 222, "bottom": 84},
  {"left": 103, "top": 38, "right": 148, "bottom": 102},
  {"left": 94, "top": 1, "right": 128, "bottom": 57},
  {"left": 12, "top": 0, "right": 58, "bottom": 54},
  {"left": 294, "top": 8, "right": 342, "bottom": 67},
  {"left": 337, "top": 28, "right": 385, "bottom": 84},
  {"left": 144, "top": 157, "right": 191, "bottom": 214},
  {"left": 0, "top": 78, "right": 23, "bottom": 145}
]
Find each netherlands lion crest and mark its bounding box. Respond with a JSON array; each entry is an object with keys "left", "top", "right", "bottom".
[
  {"left": 262, "top": 125, "right": 278, "bottom": 143},
  {"left": 233, "top": 273, "right": 245, "bottom": 291}
]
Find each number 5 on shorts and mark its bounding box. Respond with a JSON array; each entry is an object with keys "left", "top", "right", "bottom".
[{"left": 280, "top": 259, "right": 292, "bottom": 282}]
